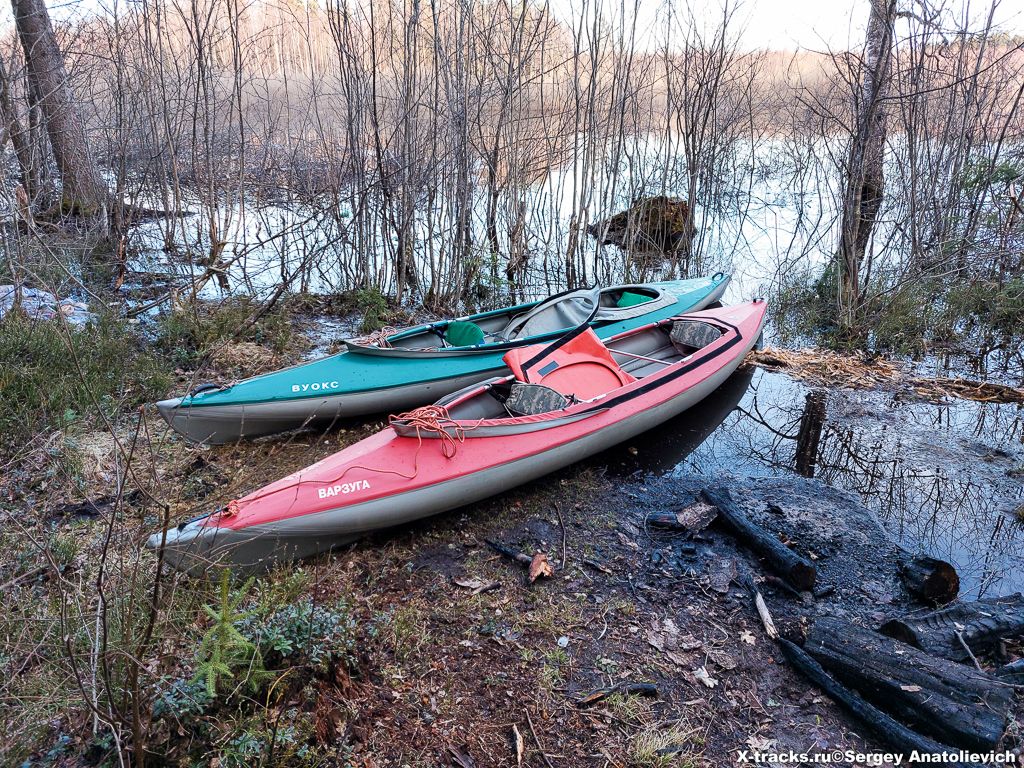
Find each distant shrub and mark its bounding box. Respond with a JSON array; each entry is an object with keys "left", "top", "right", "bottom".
[
  {"left": 351, "top": 288, "right": 392, "bottom": 333},
  {"left": 155, "top": 297, "right": 294, "bottom": 367}
]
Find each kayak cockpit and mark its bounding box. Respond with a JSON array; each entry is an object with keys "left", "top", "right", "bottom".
[
  {"left": 391, "top": 316, "right": 728, "bottom": 431},
  {"left": 349, "top": 284, "right": 675, "bottom": 353}
]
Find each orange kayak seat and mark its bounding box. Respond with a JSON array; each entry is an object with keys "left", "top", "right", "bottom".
[{"left": 502, "top": 328, "right": 637, "bottom": 401}]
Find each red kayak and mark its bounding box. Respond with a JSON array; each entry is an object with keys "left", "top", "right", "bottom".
[{"left": 149, "top": 300, "right": 767, "bottom": 572}]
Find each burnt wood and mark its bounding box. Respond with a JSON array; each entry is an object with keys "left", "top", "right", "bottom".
[
  {"left": 777, "top": 638, "right": 985, "bottom": 768},
  {"left": 994, "top": 659, "right": 1024, "bottom": 684},
  {"left": 701, "top": 487, "right": 816, "bottom": 592},
  {"left": 898, "top": 555, "right": 959, "bottom": 605},
  {"left": 805, "top": 618, "right": 1012, "bottom": 750},
  {"left": 880, "top": 594, "right": 1024, "bottom": 662}
]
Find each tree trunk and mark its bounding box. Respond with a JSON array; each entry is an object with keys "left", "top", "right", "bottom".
[
  {"left": 12, "top": 0, "right": 108, "bottom": 216},
  {"left": 836, "top": 0, "right": 895, "bottom": 336},
  {"left": 0, "top": 56, "right": 33, "bottom": 196}
]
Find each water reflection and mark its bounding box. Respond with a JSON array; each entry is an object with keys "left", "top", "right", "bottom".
[
  {"left": 611, "top": 368, "right": 1024, "bottom": 599},
  {"left": 600, "top": 367, "right": 755, "bottom": 476},
  {"left": 794, "top": 390, "right": 827, "bottom": 478}
]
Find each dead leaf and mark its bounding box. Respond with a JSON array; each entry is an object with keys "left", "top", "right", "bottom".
[
  {"left": 694, "top": 666, "right": 719, "bottom": 689},
  {"left": 677, "top": 634, "right": 703, "bottom": 651},
  {"left": 747, "top": 735, "right": 776, "bottom": 752},
  {"left": 708, "top": 649, "right": 738, "bottom": 670},
  {"left": 454, "top": 577, "right": 500, "bottom": 595},
  {"left": 740, "top": 631, "right": 756, "bottom": 645},
  {"left": 666, "top": 650, "right": 690, "bottom": 667},
  {"left": 512, "top": 724, "right": 524, "bottom": 767},
  {"left": 646, "top": 617, "right": 679, "bottom": 651},
  {"left": 528, "top": 553, "right": 555, "bottom": 582}
]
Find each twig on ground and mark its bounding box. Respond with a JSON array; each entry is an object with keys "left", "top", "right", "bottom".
[
  {"left": 554, "top": 503, "right": 567, "bottom": 569},
  {"left": 956, "top": 630, "right": 984, "bottom": 672},
  {"left": 524, "top": 708, "right": 556, "bottom": 768}
]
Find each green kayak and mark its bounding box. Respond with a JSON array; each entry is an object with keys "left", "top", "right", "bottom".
[{"left": 156, "top": 274, "right": 730, "bottom": 443}]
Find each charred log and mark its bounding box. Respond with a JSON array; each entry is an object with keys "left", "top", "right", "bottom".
[
  {"left": 646, "top": 501, "right": 717, "bottom": 536},
  {"left": 994, "top": 659, "right": 1024, "bottom": 684},
  {"left": 778, "top": 638, "right": 986, "bottom": 768},
  {"left": 701, "top": 488, "right": 816, "bottom": 592},
  {"left": 898, "top": 555, "right": 960, "bottom": 606},
  {"left": 805, "top": 618, "right": 1012, "bottom": 750},
  {"left": 880, "top": 594, "right": 1024, "bottom": 663}
]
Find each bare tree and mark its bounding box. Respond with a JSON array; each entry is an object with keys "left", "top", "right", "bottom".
[
  {"left": 837, "top": 0, "right": 897, "bottom": 334},
  {"left": 12, "top": 0, "right": 107, "bottom": 216}
]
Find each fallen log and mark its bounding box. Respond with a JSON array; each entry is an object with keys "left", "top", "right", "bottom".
[
  {"left": 646, "top": 501, "right": 717, "bottom": 535},
  {"left": 745, "top": 583, "right": 984, "bottom": 766},
  {"left": 879, "top": 594, "right": 1024, "bottom": 662},
  {"left": 994, "top": 659, "right": 1024, "bottom": 685},
  {"left": 898, "top": 555, "right": 959, "bottom": 605},
  {"left": 777, "top": 638, "right": 986, "bottom": 768},
  {"left": 805, "top": 618, "right": 1012, "bottom": 750},
  {"left": 701, "top": 488, "right": 816, "bottom": 592}
]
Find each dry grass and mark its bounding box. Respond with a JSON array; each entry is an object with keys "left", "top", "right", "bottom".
[{"left": 747, "top": 347, "right": 1024, "bottom": 404}]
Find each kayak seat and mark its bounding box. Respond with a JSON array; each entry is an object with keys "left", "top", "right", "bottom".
[
  {"left": 445, "top": 320, "right": 485, "bottom": 347},
  {"left": 502, "top": 288, "right": 600, "bottom": 339},
  {"left": 669, "top": 320, "right": 722, "bottom": 355},
  {"left": 504, "top": 382, "right": 570, "bottom": 416},
  {"left": 503, "top": 328, "right": 636, "bottom": 401},
  {"left": 615, "top": 290, "right": 652, "bottom": 308}
]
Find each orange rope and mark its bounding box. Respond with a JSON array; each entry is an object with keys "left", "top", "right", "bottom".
[
  {"left": 388, "top": 404, "right": 475, "bottom": 458},
  {"left": 353, "top": 326, "right": 399, "bottom": 348}
]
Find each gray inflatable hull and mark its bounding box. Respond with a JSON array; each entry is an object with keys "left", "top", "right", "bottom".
[{"left": 155, "top": 371, "right": 491, "bottom": 444}]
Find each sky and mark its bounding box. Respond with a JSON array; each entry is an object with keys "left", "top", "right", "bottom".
[
  {"left": 4, "top": 0, "right": 1024, "bottom": 52},
  {"left": 543, "top": 0, "right": 1024, "bottom": 52}
]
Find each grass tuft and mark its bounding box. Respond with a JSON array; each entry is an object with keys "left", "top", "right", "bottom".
[{"left": 0, "top": 311, "right": 170, "bottom": 455}]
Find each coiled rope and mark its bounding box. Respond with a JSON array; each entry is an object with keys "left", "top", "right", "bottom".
[
  {"left": 353, "top": 326, "right": 399, "bottom": 348},
  {"left": 388, "top": 404, "right": 474, "bottom": 458}
]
